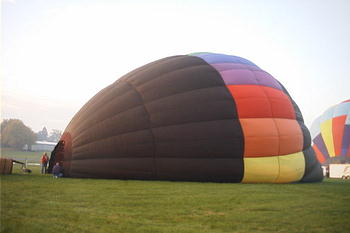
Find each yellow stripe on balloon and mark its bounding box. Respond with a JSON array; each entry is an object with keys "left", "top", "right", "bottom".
[
  {"left": 275, "top": 152, "right": 305, "bottom": 183},
  {"left": 242, "top": 152, "right": 305, "bottom": 183},
  {"left": 242, "top": 156, "right": 279, "bottom": 183},
  {"left": 320, "top": 119, "right": 335, "bottom": 157}
]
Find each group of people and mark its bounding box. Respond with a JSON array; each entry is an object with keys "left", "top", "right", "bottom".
[{"left": 40, "top": 152, "right": 63, "bottom": 178}]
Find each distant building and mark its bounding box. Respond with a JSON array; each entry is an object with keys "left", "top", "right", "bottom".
[{"left": 23, "top": 141, "right": 57, "bottom": 152}]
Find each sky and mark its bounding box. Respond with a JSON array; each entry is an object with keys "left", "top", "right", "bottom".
[{"left": 2, "top": 0, "right": 350, "bottom": 133}]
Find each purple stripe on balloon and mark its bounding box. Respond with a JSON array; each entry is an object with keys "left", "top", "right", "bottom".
[
  {"left": 341, "top": 125, "right": 350, "bottom": 156},
  {"left": 193, "top": 53, "right": 258, "bottom": 67},
  {"left": 211, "top": 63, "right": 282, "bottom": 90},
  {"left": 220, "top": 69, "right": 258, "bottom": 85},
  {"left": 313, "top": 133, "right": 330, "bottom": 159},
  {"left": 211, "top": 63, "right": 261, "bottom": 72},
  {"left": 251, "top": 71, "right": 282, "bottom": 90}
]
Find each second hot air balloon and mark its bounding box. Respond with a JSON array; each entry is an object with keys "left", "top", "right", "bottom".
[{"left": 311, "top": 100, "right": 350, "bottom": 164}]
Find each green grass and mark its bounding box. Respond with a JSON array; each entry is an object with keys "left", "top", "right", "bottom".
[
  {"left": 1, "top": 165, "right": 349, "bottom": 233},
  {"left": 1, "top": 147, "right": 44, "bottom": 163}
]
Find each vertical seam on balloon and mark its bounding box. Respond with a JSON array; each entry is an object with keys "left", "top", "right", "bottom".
[
  {"left": 276, "top": 80, "right": 308, "bottom": 152},
  {"left": 275, "top": 155, "right": 281, "bottom": 183},
  {"left": 252, "top": 73, "right": 274, "bottom": 120},
  {"left": 122, "top": 80, "right": 158, "bottom": 179},
  {"left": 193, "top": 55, "right": 245, "bottom": 182},
  {"left": 300, "top": 149, "right": 307, "bottom": 181},
  {"left": 273, "top": 118, "right": 282, "bottom": 182},
  {"left": 253, "top": 71, "right": 281, "bottom": 182},
  {"left": 252, "top": 72, "right": 279, "bottom": 154},
  {"left": 289, "top": 99, "right": 310, "bottom": 176},
  {"left": 251, "top": 71, "right": 281, "bottom": 181}
]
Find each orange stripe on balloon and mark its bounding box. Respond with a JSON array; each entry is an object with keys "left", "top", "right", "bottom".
[
  {"left": 274, "top": 118, "right": 303, "bottom": 155},
  {"left": 240, "top": 118, "right": 303, "bottom": 157},
  {"left": 228, "top": 84, "right": 300, "bottom": 157},
  {"left": 240, "top": 118, "right": 279, "bottom": 157}
]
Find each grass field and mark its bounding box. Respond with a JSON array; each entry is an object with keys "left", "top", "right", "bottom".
[
  {"left": 1, "top": 163, "right": 349, "bottom": 233},
  {"left": 1, "top": 147, "right": 44, "bottom": 163}
]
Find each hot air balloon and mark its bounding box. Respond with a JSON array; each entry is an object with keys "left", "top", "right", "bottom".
[
  {"left": 49, "top": 52, "right": 323, "bottom": 183},
  {"left": 310, "top": 100, "right": 350, "bottom": 165}
]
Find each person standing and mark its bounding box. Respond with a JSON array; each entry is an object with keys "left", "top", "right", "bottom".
[{"left": 40, "top": 152, "right": 49, "bottom": 174}]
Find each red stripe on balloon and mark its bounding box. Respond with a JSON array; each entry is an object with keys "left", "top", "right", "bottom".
[
  {"left": 313, "top": 144, "right": 326, "bottom": 164},
  {"left": 332, "top": 115, "right": 347, "bottom": 156},
  {"left": 226, "top": 85, "right": 296, "bottom": 119}
]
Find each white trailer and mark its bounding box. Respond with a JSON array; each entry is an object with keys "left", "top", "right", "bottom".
[{"left": 329, "top": 164, "right": 350, "bottom": 179}]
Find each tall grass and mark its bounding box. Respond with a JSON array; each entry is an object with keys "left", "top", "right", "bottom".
[{"left": 1, "top": 164, "right": 349, "bottom": 233}]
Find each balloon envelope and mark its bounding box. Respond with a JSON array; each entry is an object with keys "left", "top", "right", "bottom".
[
  {"left": 311, "top": 100, "right": 350, "bottom": 164},
  {"left": 51, "top": 53, "right": 323, "bottom": 183}
]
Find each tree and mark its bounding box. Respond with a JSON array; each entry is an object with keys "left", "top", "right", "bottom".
[
  {"left": 1, "top": 119, "right": 36, "bottom": 150},
  {"left": 37, "top": 126, "right": 48, "bottom": 141},
  {"left": 48, "top": 129, "right": 62, "bottom": 142},
  {"left": 1, "top": 119, "right": 9, "bottom": 132}
]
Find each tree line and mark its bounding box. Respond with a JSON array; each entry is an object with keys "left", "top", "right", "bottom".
[{"left": 0, "top": 119, "right": 62, "bottom": 150}]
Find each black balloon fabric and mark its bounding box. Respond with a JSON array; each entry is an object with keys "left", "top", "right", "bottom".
[{"left": 51, "top": 53, "right": 323, "bottom": 183}]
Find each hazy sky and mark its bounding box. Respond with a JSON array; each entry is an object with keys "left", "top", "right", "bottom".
[{"left": 2, "top": 0, "right": 350, "bottom": 133}]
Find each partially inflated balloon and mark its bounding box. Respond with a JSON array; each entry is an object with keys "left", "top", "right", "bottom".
[
  {"left": 310, "top": 100, "right": 350, "bottom": 164},
  {"left": 49, "top": 53, "right": 323, "bottom": 183}
]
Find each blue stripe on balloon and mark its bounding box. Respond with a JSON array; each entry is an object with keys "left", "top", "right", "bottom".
[
  {"left": 190, "top": 52, "right": 259, "bottom": 67},
  {"left": 341, "top": 125, "right": 350, "bottom": 156},
  {"left": 334, "top": 102, "right": 350, "bottom": 119}
]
